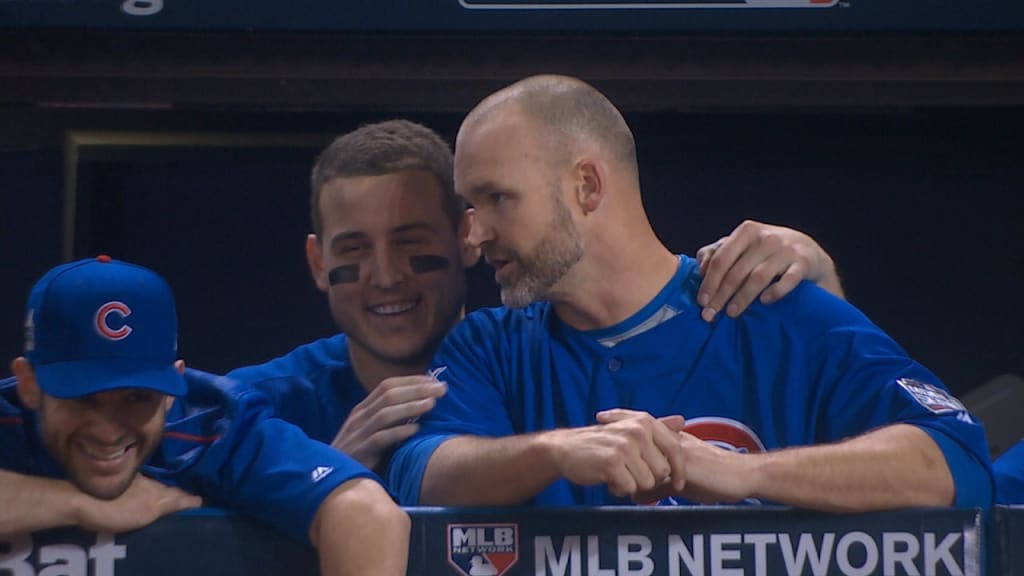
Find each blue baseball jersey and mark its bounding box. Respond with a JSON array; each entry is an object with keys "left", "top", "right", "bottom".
[
  {"left": 225, "top": 335, "right": 365, "bottom": 445},
  {"left": 388, "top": 256, "right": 993, "bottom": 508},
  {"left": 995, "top": 438, "right": 1024, "bottom": 504},
  {"left": 0, "top": 368, "right": 378, "bottom": 543}
]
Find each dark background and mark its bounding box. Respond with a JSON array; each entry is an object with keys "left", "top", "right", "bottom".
[{"left": 0, "top": 30, "right": 1021, "bottom": 398}]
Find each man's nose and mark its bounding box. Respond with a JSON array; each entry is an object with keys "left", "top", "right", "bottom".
[
  {"left": 467, "top": 210, "right": 494, "bottom": 248},
  {"left": 368, "top": 248, "right": 408, "bottom": 289},
  {"left": 84, "top": 403, "right": 129, "bottom": 444}
]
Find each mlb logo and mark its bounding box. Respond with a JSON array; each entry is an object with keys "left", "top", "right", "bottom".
[
  {"left": 898, "top": 378, "right": 966, "bottom": 414},
  {"left": 447, "top": 523, "right": 519, "bottom": 576}
]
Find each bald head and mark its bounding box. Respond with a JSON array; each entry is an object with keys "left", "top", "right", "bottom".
[
  {"left": 454, "top": 76, "right": 673, "bottom": 324},
  {"left": 461, "top": 75, "right": 639, "bottom": 179}
]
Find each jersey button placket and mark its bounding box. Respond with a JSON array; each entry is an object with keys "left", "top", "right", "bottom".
[{"left": 607, "top": 357, "right": 623, "bottom": 372}]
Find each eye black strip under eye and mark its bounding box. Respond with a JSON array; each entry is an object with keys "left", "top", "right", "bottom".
[
  {"left": 328, "top": 264, "right": 360, "bottom": 285},
  {"left": 409, "top": 255, "right": 450, "bottom": 274},
  {"left": 329, "top": 255, "right": 449, "bottom": 285}
]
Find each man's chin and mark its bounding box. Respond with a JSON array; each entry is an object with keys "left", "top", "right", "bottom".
[
  {"left": 499, "top": 286, "right": 537, "bottom": 309},
  {"left": 72, "top": 473, "right": 136, "bottom": 501},
  {"left": 370, "top": 343, "right": 434, "bottom": 368}
]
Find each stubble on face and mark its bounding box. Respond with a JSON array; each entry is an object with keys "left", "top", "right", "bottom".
[
  {"left": 38, "top": 393, "right": 165, "bottom": 501},
  {"left": 496, "top": 186, "right": 583, "bottom": 308},
  {"left": 67, "top": 461, "right": 137, "bottom": 501},
  {"left": 330, "top": 260, "right": 464, "bottom": 368}
]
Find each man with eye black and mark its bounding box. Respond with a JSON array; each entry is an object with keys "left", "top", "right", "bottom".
[{"left": 225, "top": 119, "right": 845, "bottom": 483}]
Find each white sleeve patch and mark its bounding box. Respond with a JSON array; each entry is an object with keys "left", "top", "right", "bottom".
[{"left": 897, "top": 378, "right": 966, "bottom": 414}]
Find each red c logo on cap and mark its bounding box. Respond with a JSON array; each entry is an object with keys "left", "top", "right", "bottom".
[{"left": 95, "top": 301, "right": 133, "bottom": 341}]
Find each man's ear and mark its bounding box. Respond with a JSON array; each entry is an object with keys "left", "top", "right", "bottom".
[
  {"left": 573, "top": 158, "right": 605, "bottom": 215},
  {"left": 459, "top": 208, "right": 481, "bottom": 268},
  {"left": 11, "top": 357, "right": 41, "bottom": 410},
  {"left": 306, "top": 234, "right": 329, "bottom": 292},
  {"left": 166, "top": 359, "right": 186, "bottom": 411}
]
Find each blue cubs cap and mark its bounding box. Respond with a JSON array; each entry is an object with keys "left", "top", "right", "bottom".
[{"left": 23, "top": 255, "right": 186, "bottom": 399}]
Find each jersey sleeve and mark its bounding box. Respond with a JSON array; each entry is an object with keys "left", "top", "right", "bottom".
[
  {"left": 0, "top": 376, "right": 31, "bottom": 473},
  {"left": 773, "top": 283, "right": 994, "bottom": 508},
  {"left": 388, "top": 309, "right": 516, "bottom": 505},
  {"left": 154, "top": 372, "right": 382, "bottom": 543},
  {"left": 995, "top": 438, "right": 1024, "bottom": 504},
  {"left": 225, "top": 368, "right": 334, "bottom": 443}
]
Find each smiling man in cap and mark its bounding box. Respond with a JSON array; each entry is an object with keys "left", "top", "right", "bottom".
[{"left": 1, "top": 255, "right": 409, "bottom": 576}]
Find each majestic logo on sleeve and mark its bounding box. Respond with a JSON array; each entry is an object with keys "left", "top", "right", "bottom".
[
  {"left": 447, "top": 524, "right": 518, "bottom": 576},
  {"left": 683, "top": 417, "right": 767, "bottom": 454},
  {"left": 897, "top": 378, "right": 966, "bottom": 414},
  {"left": 95, "top": 301, "right": 133, "bottom": 341},
  {"left": 311, "top": 466, "right": 334, "bottom": 483}
]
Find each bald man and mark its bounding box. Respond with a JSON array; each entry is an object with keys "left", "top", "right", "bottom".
[{"left": 387, "top": 75, "right": 992, "bottom": 512}]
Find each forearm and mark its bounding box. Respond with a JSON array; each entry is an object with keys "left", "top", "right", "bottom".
[
  {"left": 420, "top": 434, "right": 562, "bottom": 506},
  {"left": 311, "top": 478, "right": 410, "bottom": 576},
  {"left": 0, "top": 470, "right": 85, "bottom": 536},
  {"left": 747, "top": 424, "right": 952, "bottom": 512}
]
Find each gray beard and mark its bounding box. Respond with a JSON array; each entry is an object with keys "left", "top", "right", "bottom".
[{"left": 499, "top": 200, "right": 582, "bottom": 308}]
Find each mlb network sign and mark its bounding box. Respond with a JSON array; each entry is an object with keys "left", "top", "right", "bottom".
[
  {"left": 448, "top": 524, "right": 520, "bottom": 576},
  {"left": 445, "top": 524, "right": 976, "bottom": 576}
]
